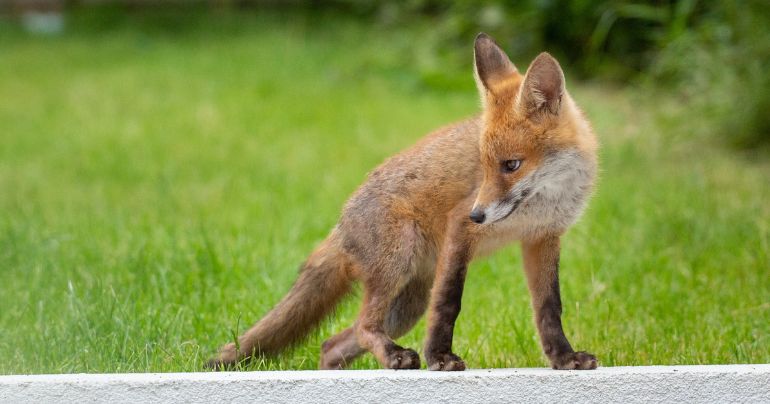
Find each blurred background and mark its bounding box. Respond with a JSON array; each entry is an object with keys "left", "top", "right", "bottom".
[
  {"left": 1, "top": 1, "right": 768, "bottom": 373},
  {"left": 4, "top": 0, "right": 769, "bottom": 148}
]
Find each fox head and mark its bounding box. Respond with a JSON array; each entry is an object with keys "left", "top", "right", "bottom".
[{"left": 469, "top": 33, "right": 597, "bottom": 226}]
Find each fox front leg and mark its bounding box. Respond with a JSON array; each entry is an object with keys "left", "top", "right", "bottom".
[
  {"left": 424, "top": 223, "right": 473, "bottom": 371},
  {"left": 521, "top": 235, "right": 597, "bottom": 370}
]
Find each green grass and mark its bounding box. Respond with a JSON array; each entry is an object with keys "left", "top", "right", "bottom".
[{"left": 1, "top": 11, "right": 768, "bottom": 374}]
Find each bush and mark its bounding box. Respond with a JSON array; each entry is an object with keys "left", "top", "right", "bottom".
[
  {"left": 368, "top": 0, "right": 770, "bottom": 148},
  {"left": 650, "top": 1, "right": 770, "bottom": 147}
]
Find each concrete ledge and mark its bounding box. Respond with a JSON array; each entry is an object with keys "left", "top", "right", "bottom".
[{"left": 1, "top": 365, "right": 769, "bottom": 403}]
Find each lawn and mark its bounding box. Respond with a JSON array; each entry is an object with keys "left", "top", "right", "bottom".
[{"left": 0, "top": 11, "right": 768, "bottom": 374}]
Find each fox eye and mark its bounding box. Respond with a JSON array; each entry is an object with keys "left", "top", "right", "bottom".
[{"left": 502, "top": 159, "right": 522, "bottom": 173}]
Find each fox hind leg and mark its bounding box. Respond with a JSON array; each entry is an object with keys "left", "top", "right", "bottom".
[
  {"left": 356, "top": 270, "right": 432, "bottom": 369},
  {"left": 383, "top": 271, "right": 432, "bottom": 339},
  {"left": 320, "top": 273, "right": 431, "bottom": 369},
  {"left": 320, "top": 326, "right": 365, "bottom": 369}
]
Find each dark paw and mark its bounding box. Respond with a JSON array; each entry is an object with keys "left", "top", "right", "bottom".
[
  {"left": 205, "top": 342, "right": 239, "bottom": 371},
  {"left": 427, "top": 352, "right": 466, "bottom": 371},
  {"left": 386, "top": 347, "right": 421, "bottom": 369},
  {"left": 551, "top": 351, "right": 598, "bottom": 370}
]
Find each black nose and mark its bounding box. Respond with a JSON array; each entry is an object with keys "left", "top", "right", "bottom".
[{"left": 469, "top": 209, "right": 486, "bottom": 224}]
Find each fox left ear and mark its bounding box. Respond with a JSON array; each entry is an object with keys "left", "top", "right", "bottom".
[
  {"left": 474, "top": 33, "right": 517, "bottom": 100},
  {"left": 517, "top": 52, "right": 565, "bottom": 116}
]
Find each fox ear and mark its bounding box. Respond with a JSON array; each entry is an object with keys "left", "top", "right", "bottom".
[
  {"left": 517, "top": 52, "right": 565, "bottom": 116},
  {"left": 474, "top": 33, "right": 517, "bottom": 99}
]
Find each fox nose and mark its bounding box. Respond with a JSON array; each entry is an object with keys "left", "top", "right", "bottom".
[{"left": 469, "top": 208, "right": 486, "bottom": 224}]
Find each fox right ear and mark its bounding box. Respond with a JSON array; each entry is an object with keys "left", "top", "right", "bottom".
[
  {"left": 474, "top": 33, "right": 517, "bottom": 100},
  {"left": 517, "top": 52, "right": 565, "bottom": 116}
]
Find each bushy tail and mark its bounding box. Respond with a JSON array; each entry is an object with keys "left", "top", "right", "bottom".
[{"left": 207, "top": 234, "right": 353, "bottom": 369}]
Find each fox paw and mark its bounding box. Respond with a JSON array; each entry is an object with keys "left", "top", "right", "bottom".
[
  {"left": 551, "top": 351, "right": 598, "bottom": 370},
  {"left": 386, "top": 347, "right": 421, "bottom": 369},
  {"left": 205, "top": 342, "right": 239, "bottom": 370},
  {"left": 427, "top": 352, "right": 466, "bottom": 371}
]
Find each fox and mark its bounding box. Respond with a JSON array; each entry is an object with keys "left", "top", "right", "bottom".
[{"left": 207, "top": 33, "right": 599, "bottom": 371}]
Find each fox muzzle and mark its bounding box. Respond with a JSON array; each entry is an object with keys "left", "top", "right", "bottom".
[{"left": 469, "top": 208, "right": 487, "bottom": 224}]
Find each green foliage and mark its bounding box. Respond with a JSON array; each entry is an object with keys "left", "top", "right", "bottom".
[
  {"left": 0, "top": 12, "right": 768, "bottom": 374},
  {"left": 650, "top": 1, "right": 770, "bottom": 147},
  {"left": 333, "top": 0, "right": 770, "bottom": 147},
  {"left": 325, "top": 0, "right": 701, "bottom": 78}
]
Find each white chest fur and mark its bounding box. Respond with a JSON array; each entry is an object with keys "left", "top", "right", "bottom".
[{"left": 475, "top": 149, "right": 596, "bottom": 257}]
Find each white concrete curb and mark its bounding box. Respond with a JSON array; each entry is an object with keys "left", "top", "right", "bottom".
[{"left": 1, "top": 365, "right": 769, "bottom": 403}]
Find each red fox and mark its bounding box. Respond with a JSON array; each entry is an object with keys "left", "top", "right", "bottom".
[{"left": 208, "top": 33, "right": 598, "bottom": 371}]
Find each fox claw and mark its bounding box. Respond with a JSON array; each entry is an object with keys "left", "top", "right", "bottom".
[
  {"left": 427, "top": 352, "right": 466, "bottom": 371},
  {"left": 386, "top": 348, "right": 421, "bottom": 369},
  {"left": 551, "top": 351, "right": 598, "bottom": 370}
]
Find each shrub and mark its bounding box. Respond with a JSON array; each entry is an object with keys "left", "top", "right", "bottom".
[{"left": 650, "top": 1, "right": 770, "bottom": 147}]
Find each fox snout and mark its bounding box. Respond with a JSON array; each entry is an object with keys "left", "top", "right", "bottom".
[
  {"left": 469, "top": 203, "right": 504, "bottom": 225},
  {"left": 469, "top": 208, "right": 486, "bottom": 224},
  {"left": 470, "top": 188, "right": 532, "bottom": 225},
  {"left": 468, "top": 200, "right": 513, "bottom": 225}
]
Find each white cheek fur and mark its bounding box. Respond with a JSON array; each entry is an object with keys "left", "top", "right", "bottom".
[
  {"left": 483, "top": 200, "right": 514, "bottom": 223},
  {"left": 482, "top": 148, "right": 594, "bottom": 227},
  {"left": 472, "top": 147, "right": 595, "bottom": 235},
  {"left": 517, "top": 149, "right": 595, "bottom": 229},
  {"left": 473, "top": 149, "right": 595, "bottom": 257}
]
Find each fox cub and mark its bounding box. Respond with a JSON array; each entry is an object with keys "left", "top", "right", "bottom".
[{"left": 209, "top": 33, "right": 598, "bottom": 371}]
